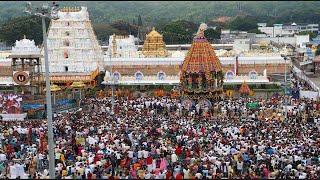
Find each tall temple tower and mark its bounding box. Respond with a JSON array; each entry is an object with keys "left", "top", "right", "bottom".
[
  {"left": 43, "top": 6, "right": 103, "bottom": 86},
  {"left": 142, "top": 27, "right": 168, "bottom": 57},
  {"left": 180, "top": 23, "right": 224, "bottom": 102}
]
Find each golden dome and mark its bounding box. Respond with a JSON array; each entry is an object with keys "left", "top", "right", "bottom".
[
  {"left": 146, "top": 27, "right": 162, "bottom": 37},
  {"left": 142, "top": 27, "right": 167, "bottom": 57}
]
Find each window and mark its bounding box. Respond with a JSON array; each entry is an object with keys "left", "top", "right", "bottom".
[
  {"left": 66, "top": 22, "right": 70, "bottom": 26},
  {"left": 64, "top": 66, "right": 68, "bottom": 72},
  {"left": 226, "top": 71, "right": 234, "bottom": 80},
  {"left": 157, "top": 71, "right": 166, "bottom": 80},
  {"left": 113, "top": 72, "right": 121, "bottom": 81},
  {"left": 249, "top": 71, "right": 258, "bottom": 79},
  {"left": 135, "top": 71, "right": 143, "bottom": 81}
]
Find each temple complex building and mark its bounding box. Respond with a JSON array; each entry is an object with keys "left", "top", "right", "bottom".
[
  {"left": 107, "top": 34, "right": 138, "bottom": 58},
  {"left": 141, "top": 27, "right": 168, "bottom": 57},
  {"left": 102, "top": 51, "right": 288, "bottom": 86},
  {"left": 0, "top": 6, "right": 293, "bottom": 91},
  {"left": 0, "top": 37, "right": 42, "bottom": 94},
  {"left": 44, "top": 6, "right": 104, "bottom": 86}
]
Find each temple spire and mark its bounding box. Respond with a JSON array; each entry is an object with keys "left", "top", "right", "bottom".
[{"left": 196, "top": 23, "right": 207, "bottom": 38}]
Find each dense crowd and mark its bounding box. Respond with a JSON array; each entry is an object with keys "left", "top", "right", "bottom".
[{"left": 0, "top": 94, "right": 320, "bottom": 179}]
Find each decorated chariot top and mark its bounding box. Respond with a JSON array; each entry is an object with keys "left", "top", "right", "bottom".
[{"left": 181, "top": 23, "right": 222, "bottom": 76}]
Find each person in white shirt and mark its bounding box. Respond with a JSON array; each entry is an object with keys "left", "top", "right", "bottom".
[
  {"left": 171, "top": 153, "right": 178, "bottom": 163},
  {"left": 137, "top": 150, "right": 143, "bottom": 159},
  {"left": 143, "top": 150, "right": 149, "bottom": 159}
]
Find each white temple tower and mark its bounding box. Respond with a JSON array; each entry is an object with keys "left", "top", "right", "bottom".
[
  {"left": 107, "top": 34, "right": 138, "bottom": 58},
  {"left": 43, "top": 6, "right": 104, "bottom": 86}
]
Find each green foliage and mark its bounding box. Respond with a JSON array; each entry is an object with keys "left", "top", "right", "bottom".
[
  {"left": 160, "top": 20, "right": 198, "bottom": 44},
  {"left": 1, "top": 1, "right": 319, "bottom": 27},
  {"left": 0, "top": 1, "right": 319, "bottom": 45},
  {"left": 298, "top": 31, "right": 317, "bottom": 40},
  {"left": 137, "top": 15, "right": 143, "bottom": 26},
  {"left": 227, "top": 16, "right": 258, "bottom": 31},
  {"left": 248, "top": 29, "right": 265, "bottom": 34},
  {"left": 93, "top": 24, "right": 118, "bottom": 42},
  {"left": 205, "top": 28, "right": 221, "bottom": 42},
  {"left": 0, "top": 15, "right": 49, "bottom": 46},
  {"left": 110, "top": 20, "right": 138, "bottom": 36}
]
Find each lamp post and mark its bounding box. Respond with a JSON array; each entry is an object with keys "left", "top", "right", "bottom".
[
  {"left": 109, "top": 52, "right": 115, "bottom": 114},
  {"left": 281, "top": 54, "right": 289, "bottom": 122},
  {"left": 25, "top": 2, "right": 59, "bottom": 179}
]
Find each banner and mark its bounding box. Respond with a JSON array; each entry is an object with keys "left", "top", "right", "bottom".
[
  {"left": 246, "top": 102, "right": 259, "bottom": 109},
  {"left": 0, "top": 93, "right": 23, "bottom": 114}
]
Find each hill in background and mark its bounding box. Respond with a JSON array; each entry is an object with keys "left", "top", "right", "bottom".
[
  {"left": 0, "top": 1, "right": 319, "bottom": 46},
  {"left": 0, "top": 1, "right": 319, "bottom": 25}
]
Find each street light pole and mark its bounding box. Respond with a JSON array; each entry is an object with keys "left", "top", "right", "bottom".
[
  {"left": 25, "top": 2, "right": 59, "bottom": 179},
  {"left": 284, "top": 56, "right": 288, "bottom": 122},
  {"left": 109, "top": 53, "right": 114, "bottom": 114}
]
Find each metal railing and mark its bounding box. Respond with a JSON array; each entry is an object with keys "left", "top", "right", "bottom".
[{"left": 293, "top": 65, "right": 320, "bottom": 93}]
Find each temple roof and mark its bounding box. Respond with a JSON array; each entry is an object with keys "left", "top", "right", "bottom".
[
  {"left": 146, "top": 27, "right": 162, "bottom": 37},
  {"left": 142, "top": 27, "right": 167, "bottom": 57},
  {"left": 71, "top": 81, "right": 86, "bottom": 88},
  {"left": 181, "top": 23, "right": 222, "bottom": 74},
  {"left": 44, "top": 84, "right": 61, "bottom": 92}
]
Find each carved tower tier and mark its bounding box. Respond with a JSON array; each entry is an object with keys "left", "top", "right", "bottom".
[{"left": 180, "top": 23, "right": 224, "bottom": 101}]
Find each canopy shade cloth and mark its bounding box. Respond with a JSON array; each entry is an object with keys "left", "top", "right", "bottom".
[{"left": 43, "top": 84, "right": 61, "bottom": 92}]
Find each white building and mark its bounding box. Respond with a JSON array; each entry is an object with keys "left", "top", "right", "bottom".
[
  {"left": 107, "top": 34, "right": 138, "bottom": 58},
  {"left": 258, "top": 23, "right": 319, "bottom": 38},
  {"left": 12, "top": 36, "right": 40, "bottom": 55},
  {"left": 45, "top": 6, "right": 104, "bottom": 74},
  {"left": 233, "top": 39, "right": 250, "bottom": 52}
]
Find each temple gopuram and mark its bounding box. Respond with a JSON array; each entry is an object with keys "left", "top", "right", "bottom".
[
  {"left": 142, "top": 27, "right": 168, "bottom": 57},
  {"left": 44, "top": 6, "right": 104, "bottom": 87},
  {"left": 180, "top": 23, "right": 224, "bottom": 102}
]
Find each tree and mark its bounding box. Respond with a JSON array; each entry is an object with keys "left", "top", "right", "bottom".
[
  {"left": 110, "top": 20, "right": 138, "bottom": 36},
  {"left": 248, "top": 29, "right": 265, "bottom": 34},
  {"left": 93, "top": 23, "right": 118, "bottom": 43},
  {"left": 137, "top": 14, "right": 143, "bottom": 27},
  {"left": 298, "top": 31, "right": 317, "bottom": 40},
  {"left": 227, "top": 16, "right": 258, "bottom": 31},
  {"left": 204, "top": 28, "right": 221, "bottom": 42},
  {"left": 161, "top": 20, "right": 198, "bottom": 44},
  {"left": 132, "top": 18, "right": 136, "bottom": 25},
  {"left": 0, "top": 15, "right": 49, "bottom": 46}
]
